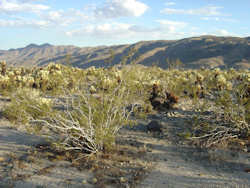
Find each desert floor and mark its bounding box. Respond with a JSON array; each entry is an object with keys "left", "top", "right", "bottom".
[{"left": 0, "top": 97, "right": 250, "bottom": 188}]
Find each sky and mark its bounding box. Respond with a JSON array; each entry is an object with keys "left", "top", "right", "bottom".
[{"left": 0, "top": 0, "right": 250, "bottom": 50}]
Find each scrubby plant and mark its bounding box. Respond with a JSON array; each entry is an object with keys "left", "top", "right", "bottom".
[
  {"left": 33, "top": 84, "right": 138, "bottom": 153},
  {"left": 189, "top": 70, "right": 250, "bottom": 147},
  {"left": 3, "top": 88, "right": 53, "bottom": 125},
  {"left": 4, "top": 65, "right": 150, "bottom": 154},
  {"left": 1, "top": 61, "right": 249, "bottom": 151}
]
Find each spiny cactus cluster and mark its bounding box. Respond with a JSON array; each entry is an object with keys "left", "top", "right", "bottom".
[
  {"left": 0, "top": 61, "right": 7, "bottom": 76},
  {"left": 0, "top": 62, "right": 85, "bottom": 94},
  {"left": 149, "top": 83, "right": 178, "bottom": 110}
]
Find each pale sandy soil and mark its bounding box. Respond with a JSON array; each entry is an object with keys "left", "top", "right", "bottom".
[
  {"left": 0, "top": 97, "right": 250, "bottom": 188},
  {"left": 0, "top": 121, "right": 95, "bottom": 188}
]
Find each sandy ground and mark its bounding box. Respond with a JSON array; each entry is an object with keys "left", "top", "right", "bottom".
[
  {"left": 0, "top": 120, "right": 95, "bottom": 188},
  {"left": 129, "top": 120, "right": 250, "bottom": 188},
  {"left": 0, "top": 98, "right": 95, "bottom": 188},
  {"left": 0, "top": 97, "right": 250, "bottom": 188}
]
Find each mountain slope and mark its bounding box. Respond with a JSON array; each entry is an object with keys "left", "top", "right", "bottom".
[{"left": 0, "top": 36, "right": 250, "bottom": 69}]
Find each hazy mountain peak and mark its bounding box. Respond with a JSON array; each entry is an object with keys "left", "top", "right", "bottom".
[
  {"left": 25, "top": 43, "right": 52, "bottom": 49},
  {"left": 40, "top": 43, "right": 53, "bottom": 48},
  {"left": 26, "top": 43, "right": 39, "bottom": 48}
]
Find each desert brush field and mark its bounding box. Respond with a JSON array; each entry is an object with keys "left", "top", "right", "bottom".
[{"left": 0, "top": 61, "right": 250, "bottom": 188}]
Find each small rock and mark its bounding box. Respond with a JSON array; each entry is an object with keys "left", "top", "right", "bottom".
[
  {"left": 7, "top": 163, "right": 13, "bottom": 168},
  {"left": 149, "top": 114, "right": 161, "bottom": 119},
  {"left": 2, "top": 162, "right": 8, "bottom": 166},
  {"left": 65, "top": 179, "right": 72, "bottom": 184},
  {"left": 202, "top": 111, "right": 212, "bottom": 115},
  {"left": 45, "top": 152, "right": 55, "bottom": 157},
  {"left": 243, "top": 148, "right": 248, "bottom": 152},
  {"left": 147, "top": 120, "right": 163, "bottom": 133},
  {"left": 247, "top": 146, "right": 250, "bottom": 152},
  {"left": 173, "top": 112, "right": 178, "bottom": 116},
  {"left": 244, "top": 168, "right": 250, "bottom": 173}
]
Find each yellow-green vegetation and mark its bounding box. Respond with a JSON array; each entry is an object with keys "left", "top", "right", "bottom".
[
  {"left": 1, "top": 62, "right": 153, "bottom": 154},
  {"left": 1, "top": 60, "right": 250, "bottom": 152},
  {"left": 2, "top": 88, "right": 53, "bottom": 125}
]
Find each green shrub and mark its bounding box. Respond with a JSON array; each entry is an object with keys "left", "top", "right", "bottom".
[
  {"left": 3, "top": 67, "right": 149, "bottom": 154},
  {"left": 3, "top": 88, "right": 53, "bottom": 125},
  {"left": 1, "top": 63, "right": 249, "bottom": 151}
]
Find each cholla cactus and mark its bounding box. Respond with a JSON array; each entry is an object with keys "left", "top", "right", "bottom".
[
  {"left": 86, "top": 66, "right": 96, "bottom": 75},
  {"left": 101, "top": 76, "right": 116, "bottom": 90},
  {"left": 0, "top": 61, "right": 6, "bottom": 76},
  {"left": 39, "top": 97, "right": 52, "bottom": 105},
  {"left": 150, "top": 80, "right": 161, "bottom": 86},
  {"left": 37, "top": 70, "right": 50, "bottom": 80},
  {"left": 50, "top": 70, "right": 62, "bottom": 76},
  {"left": 213, "top": 67, "right": 221, "bottom": 73},
  {"left": 0, "top": 75, "right": 10, "bottom": 88},
  {"left": 216, "top": 74, "right": 227, "bottom": 89},
  {"left": 242, "top": 73, "right": 250, "bottom": 82},
  {"left": 22, "top": 76, "right": 35, "bottom": 87},
  {"left": 7, "top": 71, "right": 15, "bottom": 77},
  {"left": 196, "top": 73, "right": 204, "bottom": 83},
  {"left": 14, "top": 69, "right": 21, "bottom": 76},
  {"left": 225, "top": 81, "right": 233, "bottom": 90},
  {"left": 89, "top": 85, "right": 97, "bottom": 94},
  {"left": 113, "top": 70, "right": 122, "bottom": 83}
]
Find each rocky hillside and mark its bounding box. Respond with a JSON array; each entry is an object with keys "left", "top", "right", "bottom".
[{"left": 0, "top": 35, "right": 250, "bottom": 69}]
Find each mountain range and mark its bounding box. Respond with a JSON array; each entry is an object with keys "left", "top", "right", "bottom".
[{"left": 0, "top": 35, "right": 250, "bottom": 69}]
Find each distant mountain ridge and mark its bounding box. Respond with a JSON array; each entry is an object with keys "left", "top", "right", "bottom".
[{"left": 0, "top": 35, "right": 250, "bottom": 69}]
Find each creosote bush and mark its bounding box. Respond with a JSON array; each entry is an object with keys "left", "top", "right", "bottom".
[
  {"left": 2, "top": 62, "right": 249, "bottom": 152},
  {"left": 188, "top": 69, "right": 250, "bottom": 147},
  {"left": 33, "top": 83, "right": 140, "bottom": 153},
  {"left": 3, "top": 88, "right": 53, "bottom": 125},
  {"left": 3, "top": 65, "right": 150, "bottom": 154}
]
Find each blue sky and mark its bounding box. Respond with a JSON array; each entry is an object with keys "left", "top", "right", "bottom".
[{"left": 0, "top": 0, "right": 249, "bottom": 50}]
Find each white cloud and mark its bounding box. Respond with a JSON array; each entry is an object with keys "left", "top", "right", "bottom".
[
  {"left": 48, "top": 11, "right": 62, "bottom": 21},
  {"left": 129, "top": 25, "right": 159, "bottom": 33},
  {"left": 184, "top": 29, "right": 235, "bottom": 37},
  {"left": 66, "top": 22, "right": 160, "bottom": 38},
  {"left": 0, "top": 18, "right": 49, "bottom": 28},
  {"left": 215, "top": 29, "right": 231, "bottom": 36},
  {"left": 19, "top": 0, "right": 47, "bottom": 2},
  {"left": 0, "top": 0, "right": 147, "bottom": 30},
  {"left": 165, "top": 2, "right": 176, "bottom": 6},
  {"left": 66, "top": 22, "right": 132, "bottom": 37},
  {"left": 157, "top": 19, "right": 188, "bottom": 27},
  {"left": 0, "top": 0, "right": 50, "bottom": 14},
  {"left": 0, "top": 0, "right": 89, "bottom": 28},
  {"left": 94, "top": 0, "right": 148, "bottom": 18},
  {"left": 161, "top": 6, "right": 223, "bottom": 16},
  {"left": 66, "top": 19, "right": 188, "bottom": 41},
  {"left": 201, "top": 17, "right": 237, "bottom": 23},
  {"left": 42, "top": 10, "right": 74, "bottom": 26},
  {"left": 157, "top": 19, "right": 188, "bottom": 33},
  {"left": 34, "top": 8, "right": 89, "bottom": 27},
  {"left": 0, "top": 10, "right": 76, "bottom": 28},
  {"left": 201, "top": 17, "right": 220, "bottom": 21}
]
